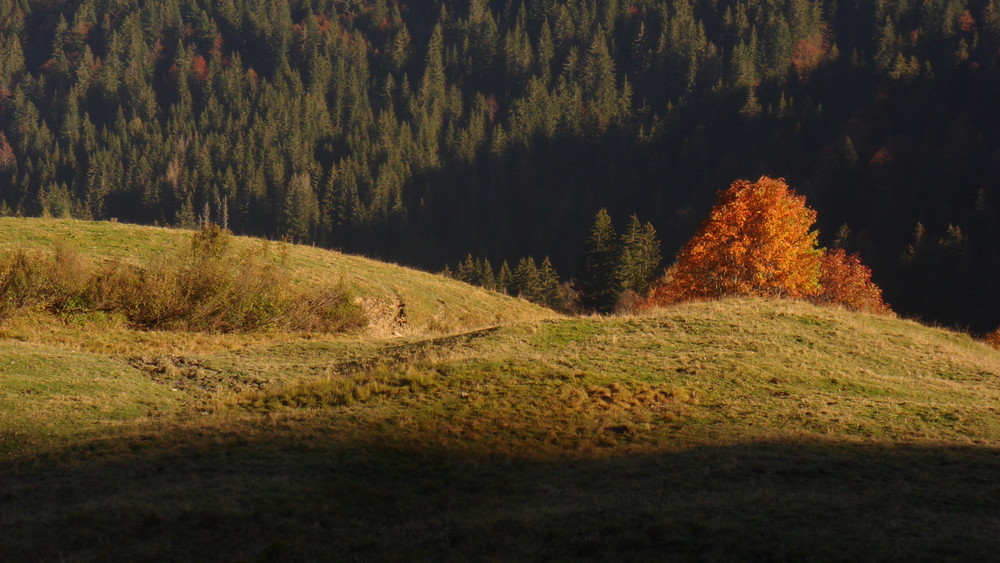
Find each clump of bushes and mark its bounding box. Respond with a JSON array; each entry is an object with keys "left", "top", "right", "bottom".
[
  {"left": 0, "top": 225, "right": 366, "bottom": 333},
  {"left": 986, "top": 329, "right": 1000, "bottom": 351}
]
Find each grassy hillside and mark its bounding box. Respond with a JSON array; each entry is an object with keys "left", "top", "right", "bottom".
[
  {"left": 0, "top": 218, "right": 553, "bottom": 334},
  {"left": 1, "top": 293, "right": 999, "bottom": 560}
]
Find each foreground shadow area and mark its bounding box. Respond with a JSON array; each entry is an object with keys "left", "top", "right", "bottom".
[{"left": 2, "top": 433, "right": 998, "bottom": 562}]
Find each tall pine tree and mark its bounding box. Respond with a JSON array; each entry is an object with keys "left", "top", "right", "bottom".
[
  {"left": 579, "top": 208, "right": 621, "bottom": 313},
  {"left": 618, "top": 215, "right": 662, "bottom": 295}
]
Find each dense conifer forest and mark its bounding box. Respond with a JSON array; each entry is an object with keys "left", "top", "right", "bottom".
[{"left": 0, "top": 0, "right": 998, "bottom": 329}]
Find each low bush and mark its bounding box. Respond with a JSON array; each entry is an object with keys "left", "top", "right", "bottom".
[
  {"left": 0, "top": 225, "right": 366, "bottom": 333},
  {"left": 986, "top": 329, "right": 1000, "bottom": 350}
]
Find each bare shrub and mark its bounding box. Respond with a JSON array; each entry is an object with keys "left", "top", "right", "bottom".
[
  {"left": 614, "top": 289, "right": 645, "bottom": 315},
  {"left": 0, "top": 249, "right": 49, "bottom": 319}
]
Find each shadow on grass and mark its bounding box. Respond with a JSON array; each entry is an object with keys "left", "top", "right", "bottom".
[{"left": 1, "top": 432, "right": 998, "bottom": 562}]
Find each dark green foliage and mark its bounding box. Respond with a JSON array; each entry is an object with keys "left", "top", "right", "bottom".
[
  {"left": 479, "top": 258, "right": 496, "bottom": 291},
  {"left": 618, "top": 215, "right": 662, "bottom": 296},
  {"left": 455, "top": 254, "right": 491, "bottom": 288},
  {"left": 579, "top": 208, "right": 621, "bottom": 313},
  {"left": 896, "top": 222, "right": 977, "bottom": 329},
  {"left": 512, "top": 257, "right": 541, "bottom": 301},
  {"left": 510, "top": 256, "right": 561, "bottom": 307},
  {"left": 496, "top": 261, "right": 513, "bottom": 294},
  {"left": 450, "top": 254, "right": 560, "bottom": 309},
  {"left": 537, "top": 257, "right": 561, "bottom": 308},
  {"left": 454, "top": 254, "right": 501, "bottom": 291},
  {"left": 0, "top": 0, "right": 997, "bottom": 329},
  {"left": 454, "top": 254, "right": 478, "bottom": 285}
]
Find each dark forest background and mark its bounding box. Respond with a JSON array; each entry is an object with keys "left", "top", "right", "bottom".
[{"left": 0, "top": 0, "right": 998, "bottom": 330}]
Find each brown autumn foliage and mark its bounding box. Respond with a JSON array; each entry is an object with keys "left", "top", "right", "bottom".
[
  {"left": 191, "top": 55, "right": 209, "bottom": 82},
  {"left": 869, "top": 146, "right": 894, "bottom": 165},
  {"left": 960, "top": 9, "right": 977, "bottom": 33},
  {"left": 985, "top": 328, "right": 1000, "bottom": 350},
  {"left": 811, "top": 248, "right": 891, "bottom": 314},
  {"left": 791, "top": 36, "right": 824, "bottom": 79},
  {"left": 646, "top": 176, "right": 822, "bottom": 306},
  {"left": 645, "top": 176, "right": 892, "bottom": 315},
  {"left": 790, "top": 24, "right": 832, "bottom": 80},
  {"left": 0, "top": 132, "right": 14, "bottom": 169}
]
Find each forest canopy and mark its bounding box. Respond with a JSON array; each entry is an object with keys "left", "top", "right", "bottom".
[{"left": 0, "top": 0, "right": 998, "bottom": 329}]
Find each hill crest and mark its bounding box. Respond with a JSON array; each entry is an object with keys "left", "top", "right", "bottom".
[{"left": 0, "top": 217, "right": 555, "bottom": 335}]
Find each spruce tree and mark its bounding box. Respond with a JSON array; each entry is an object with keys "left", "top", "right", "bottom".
[
  {"left": 618, "top": 215, "right": 662, "bottom": 295},
  {"left": 538, "top": 257, "right": 561, "bottom": 308},
  {"left": 496, "top": 261, "right": 513, "bottom": 294},
  {"left": 478, "top": 258, "right": 496, "bottom": 290},
  {"left": 281, "top": 173, "right": 320, "bottom": 242},
  {"left": 512, "top": 257, "right": 540, "bottom": 300},
  {"left": 456, "top": 254, "right": 478, "bottom": 285},
  {"left": 579, "top": 208, "right": 621, "bottom": 313}
]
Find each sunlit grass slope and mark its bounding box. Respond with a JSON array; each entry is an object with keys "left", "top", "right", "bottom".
[
  {"left": 0, "top": 217, "right": 553, "bottom": 333},
  {"left": 2, "top": 298, "right": 999, "bottom": 560},
  {"left": 230, "top": 298, "right": 1000, "bottom": 453},
  {"left": 0, "top": 341, "right": 180, "bottom": 454}
]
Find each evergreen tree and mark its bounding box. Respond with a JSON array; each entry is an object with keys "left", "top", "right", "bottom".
[
  {"left": 388, "top": 23, "right": 412, "bottom": 73},
  {"left": 538, "top": 257, "right": 561, "bottom": 307},
  {"left": 496, "top": 261, "right": 513, "bottom": 294},
  {"left": 281, "top": 173, "right": 320, "bottom": 241},
  {"left": 456, "top": 254, "right": 478, "bottom": 285},
  {"left": 579, "top": 208, "right": 621, "bottom": 313},
  {"left": 618, "top": 215, "right": 661, "bottom": 295},
  {"left": 512, "top": 257, "right": 541, "bottom": 300},
  {"left": 478, "top": 258, "right": 496, "bottom": 290}
]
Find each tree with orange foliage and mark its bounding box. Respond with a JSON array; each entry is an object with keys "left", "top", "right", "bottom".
[
  {"left": 191, "top": 55, "right": 208, "bottom": 82},
  {"left": 647, "top": 176, "right": 822, "bottom": 305},
  {"left": 790, "top": 27, "right": 830, "bottom": 80},
  {"left": 811, "top": 248, "right": 891, "bottom": 314}
]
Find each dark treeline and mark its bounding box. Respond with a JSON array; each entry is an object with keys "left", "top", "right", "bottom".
[
  {"left": 0, "top": 0, "right": 998, "bottom": 329},
  {"left": 449, "top": 210, "right": 661, "bottom": 312}
]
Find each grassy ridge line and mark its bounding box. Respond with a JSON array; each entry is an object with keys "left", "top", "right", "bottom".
[{"left": 0, "top": 217, "right": 554, "bottom": 333}]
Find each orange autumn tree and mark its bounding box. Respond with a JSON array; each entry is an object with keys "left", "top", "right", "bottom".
[
  {"left": 813, "top": 248, "right": 891, "bottom": 314},
  {"left": 646, "top": 176, "right": 892, "bottom": 314},
  {"left": 647, "top": 176, "right": 822, "bottom": 305}
]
